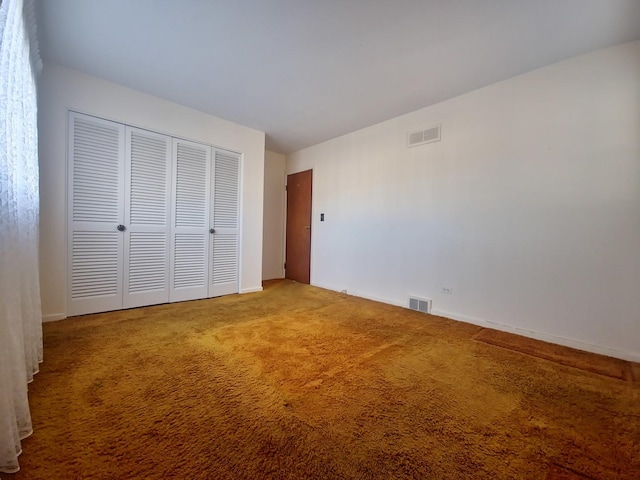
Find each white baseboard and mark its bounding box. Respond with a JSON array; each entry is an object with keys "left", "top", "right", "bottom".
[
  {"left": 346, "top": 290, "right": 405, "bottom": 309},
  {"left": 310, "top": 282, "right": 405, "bottom": 307},
  {"left": 432, "top": 309, "right": 640, "bottom": 363},
  {"left": 240, "top": 286, "right": 263, "bottom": 294},
  {"left": 309, "top": 282, "right": 640, "bottom": 362},
  {"left": 42, "top": 313, "right": 67, "bottom": 323},
  {"left": 262, "top": 273, "right": 285, "bottom": 281},
  {"left": 249, "top": 280, "right": 640, "bottom": 363}
]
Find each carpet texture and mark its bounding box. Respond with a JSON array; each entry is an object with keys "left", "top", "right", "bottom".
[
  {"left": 11, "top": 280, "right": 640, "bottom": 479},
  {"left": 546, "top": 463, "right": 593, "bottom": 479},
  {"left": 473, "top": 328, "right": 638, "bottom": 382}
]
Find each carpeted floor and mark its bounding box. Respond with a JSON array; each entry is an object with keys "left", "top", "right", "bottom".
[
  {"left": 473, "top": 329, "right": 638, "bottom": 382},
  {"left": 10, "top": 280, "right": 640, "bottom": 479}
]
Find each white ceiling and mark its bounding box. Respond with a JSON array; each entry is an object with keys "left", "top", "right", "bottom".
[{"left": 36, "top": 0, "right": 640, "bottom": 154}]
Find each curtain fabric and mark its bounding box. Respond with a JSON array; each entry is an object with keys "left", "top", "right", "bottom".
[{"left": 0, "top": 0, "right": 43, "bottom": 474}]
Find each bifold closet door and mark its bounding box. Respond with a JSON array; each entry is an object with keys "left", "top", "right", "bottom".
[
  {"left": 123, "top": 128, "right": 172, "bottom": 309},
  {"left": 210, "top": 150, "right": 240, "bottom": 297},
  {"left": 170, "top": 139, "right": 211, "bottom": 302},
  {"left": 67, "top": 113, "right": 125, "bottom": 316},
  {"left": 68, "top": 113, "right": 241, "bottom": 315}
]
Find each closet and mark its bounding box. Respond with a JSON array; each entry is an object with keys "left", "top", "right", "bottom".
[{"left": 67, "top": 112, "right": 240, "bottom": 316}]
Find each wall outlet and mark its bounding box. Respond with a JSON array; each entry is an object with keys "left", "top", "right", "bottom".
[{"left": 441, "top": 287, "right": 453, "bottom": 295}]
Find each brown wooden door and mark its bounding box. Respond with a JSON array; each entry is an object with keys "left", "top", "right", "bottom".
[{"left": 285, "top": 170, "right": 312, "bottom": 284}]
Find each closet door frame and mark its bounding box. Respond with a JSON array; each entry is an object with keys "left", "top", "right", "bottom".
[
  {"left": 123, "top": 127, "right": 173, "bottom": 309},
  {"left": 67, "top": 112, "right": 126, "bottom": 316},
  {"left": 209, "top": 148, "right": 241, "bottom": 297},
  {"left": 67, "top": 111, "right": 244, "bottom": 316},
  {"left": 169, "top": 138, "right": 212, "bottom": 303}
]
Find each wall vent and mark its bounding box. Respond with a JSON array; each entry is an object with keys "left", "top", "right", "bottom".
[
  {"left": 408, "top": 296, "right": 432, "bottom": 314},
  {"left": 408, "top": 124, "right": 441, "bottom": 148}
]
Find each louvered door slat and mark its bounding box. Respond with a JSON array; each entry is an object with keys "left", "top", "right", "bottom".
[
  {"left": 130, "top": 131, "right": 169, "bottom": 225},
  {"left": 71, "top": 232, "right": 119, "bottom": 298},
  {"left": 123, "top": 128, "right": 172, "bottom": 308},
  {"left": 210, "top": 149, "right": 240, "bottom": 297},
  {"left": 68, "top": 113, "right": 125, "bottom": 316},
  {"left": 173, "top": 234, "right": 206, "bottom": 288},
  {"left": 213, "top": 151, "right": 240, "bottom": 228},
  {"left": 212, "top": 233, "right": 237, "bottom": 284},
  {"left": 72, "top": 117, "right": 121, "bottom": 223},
  {"left": 170, "top": 139, "right": 211, "bottom": 302},
  {"left": 127, "top": 233, "right": 167, "bottom": 293},
  {"left": 175, "top": 144, "right": 207, "bottom": 228}
]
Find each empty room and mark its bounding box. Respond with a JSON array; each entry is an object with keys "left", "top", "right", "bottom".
[{"left": 1, "top": 0, "right": 639, "bottom": 478}]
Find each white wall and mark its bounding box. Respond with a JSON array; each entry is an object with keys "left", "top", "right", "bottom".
[
  {"left": 262, "top": 151, "right": 286, "bottom": 280},
  {"left": 287, "top": 41, "right": 640, "bottom": 361},
  {"left": 38, "top": 63, "right": 265, "bottom": 320}
]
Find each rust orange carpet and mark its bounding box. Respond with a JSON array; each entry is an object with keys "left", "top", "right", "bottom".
[
  {"left": 473, "top": 328, "right": 638, "bottom": 382},
  {"left": 10, "top": 280, "right": 640, "bottom": 479}
]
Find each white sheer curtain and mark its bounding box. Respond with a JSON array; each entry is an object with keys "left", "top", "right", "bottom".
[{"left": 0, "top": 0, "right": 43, "bottom": 474}]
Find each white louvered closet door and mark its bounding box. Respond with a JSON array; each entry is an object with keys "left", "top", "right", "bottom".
[
  {"left": 170, "top": 139, "right": 211, "bottom": 302},
  {"left": 209, "top": 149, "right": 240, "bottom": 297},
  {"left": 67, "top": 113, "right": 125, "bottom": 316},
  {"left": 123, "top": 128, "right": 172, "bottom": 308}
]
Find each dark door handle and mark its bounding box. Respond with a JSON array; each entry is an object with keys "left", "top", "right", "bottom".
[
  {"left": 210, "top": 228, "right": 216, "bottom": 234},
  {"left": 117, "top": 225, "right": 125, "bottom": 231}
]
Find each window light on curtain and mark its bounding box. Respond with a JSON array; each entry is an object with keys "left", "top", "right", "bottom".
[{"left": 0, "top": 0, "right": 43, "bottom": 474}]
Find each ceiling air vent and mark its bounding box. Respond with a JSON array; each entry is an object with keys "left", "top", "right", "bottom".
[
  {"left": 409, "top": 296, "right": 432, "bottom": 314},
  {"left": 408, "top": 124, "right": 441, "bottom": 148}
]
